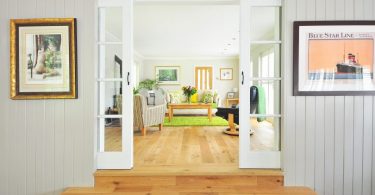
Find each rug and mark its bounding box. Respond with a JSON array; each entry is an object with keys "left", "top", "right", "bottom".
[{"left": 163, "top": 116, "right": 228, "bottom": 126}]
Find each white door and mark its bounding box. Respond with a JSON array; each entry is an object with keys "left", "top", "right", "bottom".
[
  {"left": 239, "top": 0, "right": 282, "bottom": 168},
  {"left": 96, "top": 0, "right": 134, "bottom": 169}
]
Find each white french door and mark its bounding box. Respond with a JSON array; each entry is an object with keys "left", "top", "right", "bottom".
[
  {"left": 239, "top": 0, "right": 282, "bottom": 168},
  {"left": 95, "top": 0, "right": 134, "bottom": 169}
]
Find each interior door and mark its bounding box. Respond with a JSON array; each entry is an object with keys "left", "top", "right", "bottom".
[
  {"left": 96, "top": 0, "right": 134, "bottom": 169},
  {"left": 239, "top": 0, "right": 282, "bottom": 168}
]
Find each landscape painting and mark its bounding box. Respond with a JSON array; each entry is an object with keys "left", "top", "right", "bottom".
[{"left": 155, "top": 66, "right": 180, "bottom": 85}]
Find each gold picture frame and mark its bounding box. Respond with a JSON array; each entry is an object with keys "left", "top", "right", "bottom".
[{"left": 10, "top": 18, "right": 77, "bottom": 99}]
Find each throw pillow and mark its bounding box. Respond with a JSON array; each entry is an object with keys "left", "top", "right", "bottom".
[
  {"left": 169, "top": 92, "right": 182, "bottom": 104},
  {"left": 202, "top": 93, "right": 213, "bottom": 103},
  {"left": 191, "top": 93, "right": 198, "bottom": 103}
]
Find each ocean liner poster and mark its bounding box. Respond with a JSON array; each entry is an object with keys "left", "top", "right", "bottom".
[{"left": 293, "top": 21, "right": 375, "bottom": 96}]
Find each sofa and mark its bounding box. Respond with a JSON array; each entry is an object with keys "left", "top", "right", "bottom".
[{"left": 165, "top": 89, "right": 221, "bottom": 116}]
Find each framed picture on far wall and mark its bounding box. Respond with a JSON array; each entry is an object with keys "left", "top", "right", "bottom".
[
  {"left": 155, "top": 66, "right": 180, "bottom": 85},
  {"left": 10, "top": 18, "right": 77, "bottom": 99},
  {"left": 220, "top": 68, "right": 233, "bottom": 80},
  {"left": 293, "top": 21, "right": 375, "bottom": 96}
]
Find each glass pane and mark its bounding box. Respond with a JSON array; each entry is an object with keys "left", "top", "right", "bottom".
[
  {"left": 98, "top": 7, "right": 123, "bottom": 42},
  {"left": 250, "top": 44, "right": 280, "bottom": 78},
  {"left": 99, "top": 81, "right": 122, "bottom": 115},
  {"left": 98, "top": 45, "right": 123, "bottom": 78},
  {"left": 250, "top": 7, "right": 280, "bottom": 41},
  {"left": 98, "top": 118, "right": 122, "bottom": 152},
  {"left": 249, "top": 80, "right": 280, "bottom": 115},
  {"left": 250, "top": 117, "right": 280, "bottom": 151}
]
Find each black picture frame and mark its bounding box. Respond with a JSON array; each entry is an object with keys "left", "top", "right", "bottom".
[{"left": 293, "top": 20, "right": 375, "bottom": 96}]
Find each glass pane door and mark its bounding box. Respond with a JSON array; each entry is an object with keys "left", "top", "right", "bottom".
[
  {"left": 96, "top": 0, "right": 133, "bottom": 169},
  {"left": 239, "top": 0, "right": 282, "bottom": 168}
]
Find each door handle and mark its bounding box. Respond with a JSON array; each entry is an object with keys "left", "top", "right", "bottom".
[
  {"left": 127, "top": 72, "right": 130, "bottom": 85},
  {"left": 241, "top": 71, "right": 244, "bottom": 85}
]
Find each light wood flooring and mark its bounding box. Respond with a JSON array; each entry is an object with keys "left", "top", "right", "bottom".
[{"left": 105, "top": 119, "right": 276, "bottom": 169}]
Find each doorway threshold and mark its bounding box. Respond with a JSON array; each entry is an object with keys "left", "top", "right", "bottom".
[{"left": 95, "top": 164, "right": 282, "bottom": 177}]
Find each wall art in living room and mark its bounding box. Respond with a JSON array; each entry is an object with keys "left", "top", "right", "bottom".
[
  {"left": 220, "top": 68, "right": 233, "bottom": 80},
  {"left": 10, "top": 18, "right": 77, "bottom": 99},
  {"left": 155, "top": 66, "right": 180, "bottom": 85}
]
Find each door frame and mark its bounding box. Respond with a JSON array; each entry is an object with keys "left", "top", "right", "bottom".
[{"left": 94, "top": 0, "right": 284, "bottom": 170}]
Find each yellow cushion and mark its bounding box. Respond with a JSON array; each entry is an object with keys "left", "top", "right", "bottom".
[{"left": 191, "top": 93, "right": 198, "bottom": 103}]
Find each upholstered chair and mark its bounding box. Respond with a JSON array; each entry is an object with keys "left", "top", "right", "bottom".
[{"left": 133, "top": 92, "right": 166, "bottom": 136}]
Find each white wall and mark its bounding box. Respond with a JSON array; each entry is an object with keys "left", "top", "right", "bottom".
[
  {"left": 0, "top": 0, "right": 95, "bottom": 194},
  {"left": 140, "top": 57, "right": 239, "bottom": 105},
  {"left": 283, "top": 0, "right": 375, "bottom": 195}
]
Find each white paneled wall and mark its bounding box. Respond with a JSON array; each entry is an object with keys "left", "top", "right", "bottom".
[
  {"left": 283, "top": 0, "right": 375, "bottom": 195},
  {"left": 0, "top": 0, "right": 95, "bottom": 194}
]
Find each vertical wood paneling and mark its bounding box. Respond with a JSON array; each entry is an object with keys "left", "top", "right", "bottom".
[
  {"left": 315, "top": 0, "right": 326, "bottom": 20},
  {"left": 353, "top": 97, "right": 364, "bottom": 195},
  {"left": 334, "top": 97, "right": 345, "bottom": 195},
  {"left": 324, "top": 97, "right": 335, "bottom": 195},
  {"left": 0, "top": 0, "right": 95, "bottom": 194},
  {"left": 0, "top": 0, "right": 9, "bottom": 194},
  {"left": 82, "top": 0, "right": 95, "bottom": 185},
  {"left": 344, "top": 0, "right": 354, "bottom": 19},
  {"left": 335, "top": 0, "right": 345, "bottom": 20},
  {"left": 354, "top": 0, "right": 364, "bottom": 19},
  {"left": 294, "top": 0, "right": 306, "bottom": 187},
  {"left": 344, "top": 96, "right": 354, "bottom": 195},
  {"left": 284, "top": 1, "right": 375, "bottom": 195},
  {"left": 53, "top": 0, "right": 66, "bottom": 194},
  {"left": 283, "top": 0, "right": 297, "bottom": 186},
  {"left": 363, "top": 0, "right": 372, "bottom": 20},
  {"left": 63, "top": 0, "right": 76, "bottom": 187},
  {"left": 8, "top": 0, "right": 28, "bottom": 194},
  {"left": 314, "top": 96, "right": 325, "bottom": 195},
  {"left": 295, "top": 97, "right": 305, "bottom": 185},
  {"left": 304, "top": 0, "right": 316, "bottom": 190},
  {"left": 362, "top": 97, "right": 373, "bottom": 195},
  {"left": 305, "top": 97, "right": 315, "bottom": 188}
]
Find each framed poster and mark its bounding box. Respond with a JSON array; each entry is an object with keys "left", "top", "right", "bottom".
[
  {"left": 220, "top": 68, "right": 233, "bottom": 80},
  {"left": 10, "top": 18, "right": 77, "bottom": 99},
  {"left": 293, "top": 21, "right": 375, "bottom": 96},
  {"left": 155, "top": 66, "right": 180, "bottom": 85}
]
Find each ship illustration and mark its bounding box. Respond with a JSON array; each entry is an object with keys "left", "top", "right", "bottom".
[{"left": 336, "top": 53, "right": 363, "bottom": 74}]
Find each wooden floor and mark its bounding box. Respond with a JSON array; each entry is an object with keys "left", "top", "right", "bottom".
[
  {"left": 134, "top": 126, "right": 238, "bottom": 166},
  {"left": 105, "top": 118, "right": 276, "bottom": 161},
  {"left": 64, "top": 123, "right": 316, "bottom": 195}
]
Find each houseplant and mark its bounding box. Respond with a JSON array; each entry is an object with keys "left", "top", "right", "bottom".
[
  {"left": 182, "top": 85, "right": 197, "bottom": 103},
  {"left": 134, "top": 79, "right": 161, "bottom": 94}
]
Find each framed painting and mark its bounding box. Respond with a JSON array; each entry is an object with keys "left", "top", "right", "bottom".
[
  {"left": 293, "top": 21, "right": 375, "bottom": 96},
  {"left": 10, "top": 18, "right": 77, "bottom": 99},
  {"left": 155, "top": 66, "right": 180, "bottom": 85},
  {"left": 220, "top": 68, "right": 233, "bottom": 80}
]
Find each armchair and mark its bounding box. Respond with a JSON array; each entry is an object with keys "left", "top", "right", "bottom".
[{"left": 133, "top": 94, "right": 166, "bottom": 136}]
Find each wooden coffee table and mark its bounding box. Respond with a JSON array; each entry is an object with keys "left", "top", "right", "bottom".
[{"left": 168, "top": 103, "right": 212, "bottom": 122}]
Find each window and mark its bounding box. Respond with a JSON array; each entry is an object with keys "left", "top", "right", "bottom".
[{"left": 195, "top": 66, "right": 213, "bottom": 90}]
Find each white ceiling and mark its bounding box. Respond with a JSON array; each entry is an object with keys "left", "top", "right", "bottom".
[
  {"left": 134, "top": 5, "right": 240, "bottom": 58},
  {"left": 105, "top": 5, "right": 278, "bottom": 58}
]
